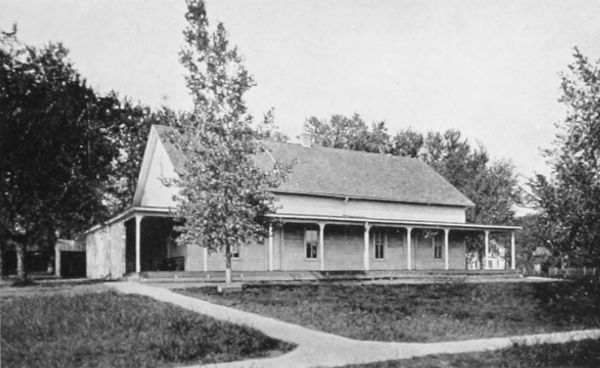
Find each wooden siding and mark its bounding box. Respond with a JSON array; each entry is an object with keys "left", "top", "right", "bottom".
[
  {"left": 86, "top": 221, "right": 125, "bottom": 279},
  {"left": 139, "top": 136, "right": 179, "bottom": 208},
  {"left": 274, "top": 194, "right": 467, "bottom": 223}
]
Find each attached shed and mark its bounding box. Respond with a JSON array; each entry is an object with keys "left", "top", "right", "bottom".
[{"left": 86, "top": 221, "right": 126, "bottom": 279}]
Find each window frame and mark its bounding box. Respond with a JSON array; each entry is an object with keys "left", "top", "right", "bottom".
[
  {"left": 231, "top": 243, "right": 240, "bottom": 259},
  {"left": 304, "top": 228, "right": 319, "bottom": 260},
  {"left": 372, "top": 229, "right": 387, "bottom": 260},
  {"left": 432, "top": 235, "right": 442, "bottom": 260}
]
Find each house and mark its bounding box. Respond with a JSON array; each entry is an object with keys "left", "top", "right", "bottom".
[
  {"left": 85, "top": 125, "right": 520, "bottom": 279},
  {"left": 466, "top": 240, "right": 508, "bottom": 270}
]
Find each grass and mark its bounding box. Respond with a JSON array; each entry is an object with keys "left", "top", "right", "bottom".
[
  {"left": 1, "top": 291, "right": 294, "bottom": 368},
  {"left": 178, "top": 280, "right": 600, "bottom": 342},
  {"left": 345, "top": 338, "right": 600, "bottom": 368}
]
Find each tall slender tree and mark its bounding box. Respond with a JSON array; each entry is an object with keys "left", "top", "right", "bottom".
[
  {"left": 529, "top": 48, "right": 600, "bottom": 266},
  {"left": 173, "top": 0, "right": 288, "bottom": 283}
]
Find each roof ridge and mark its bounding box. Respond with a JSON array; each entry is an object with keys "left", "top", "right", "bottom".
[
  {"left": 264, "top": 139, "right": 420, "bottom": 163},
  {"left": 156, "top": 125, "right": 417, "bottom": 164}
]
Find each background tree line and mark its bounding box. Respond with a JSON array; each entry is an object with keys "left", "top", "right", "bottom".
[{"left": 302, "top": 113, "right": 522, "bottom": 226}]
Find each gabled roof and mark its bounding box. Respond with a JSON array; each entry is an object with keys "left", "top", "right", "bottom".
[
  {"left": 152, "top": 125, "right": 474, "bottom": 207},
  {"left": 154, "top": 124, "right": 185, "bottom": 174}
]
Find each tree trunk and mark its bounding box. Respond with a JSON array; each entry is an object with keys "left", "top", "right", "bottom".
[
  {"left": 0, "top": 231, "right": 5, "bottom": 278},
  {"left": 16, "top": 242, "right": 27, "bottom": 280},
  {"left": 0, "top": 246, "right": 4, "bottom": 279},
  {"left": 225, "top": 244, "right": 232, "bottom": 284}
]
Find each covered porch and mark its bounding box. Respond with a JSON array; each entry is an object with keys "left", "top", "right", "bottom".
[
  {"left": 264, "top": 213, "right": 521, "bottom": 272},
  {"left": 85, "top": 206, "right": 182, "bottom": 279},
  {"left": 86, "top": 207, "right": 521, "bottom": 280}
]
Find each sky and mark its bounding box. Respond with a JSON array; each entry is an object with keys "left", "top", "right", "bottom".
[{"left": 2, "top": 0, "right": 600, "bottom": 184}]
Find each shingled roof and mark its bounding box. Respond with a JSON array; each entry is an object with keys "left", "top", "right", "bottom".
[{"left": 153, "top": 125, "right": 474, "bottom": 207}]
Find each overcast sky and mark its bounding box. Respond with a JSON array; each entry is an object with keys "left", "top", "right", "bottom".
[{"left": 2, "top": 0, "right": 600, "bottom": 182}]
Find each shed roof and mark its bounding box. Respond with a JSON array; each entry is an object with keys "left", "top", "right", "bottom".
[{"left": 153, "top": 125, "right": 474, "bottom": 207}]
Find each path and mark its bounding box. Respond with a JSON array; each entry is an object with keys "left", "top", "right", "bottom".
[{"left": 108, "top": 282, "right": 600, "bottom": 368}]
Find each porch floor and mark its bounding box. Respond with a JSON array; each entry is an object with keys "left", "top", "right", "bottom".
[{"left": 133, "top": 269, "right": 520, "bottom": 284}]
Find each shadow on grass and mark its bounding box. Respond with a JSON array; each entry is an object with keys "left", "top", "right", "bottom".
[{"left": 1, "top": 291, "right": 294, "bottom": 368}]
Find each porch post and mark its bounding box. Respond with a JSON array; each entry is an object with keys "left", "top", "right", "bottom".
[
  {"left": 280, "top": 224, "right": 285, "bottom": 270},
  {"left": 406, "top": 227, "right": 413, "bottom": 270},
  {"left": 135, "top": 215, "right": 142, "bottom": 273},
  {"left": 484, "top": 230, "right": 490, "bottom": 270},
  {"left": 319, "top": 223, "right": 326, "bottom": 271},
  {"left": 55, "top": 244, "right": 61, "bottom": 277},
  {"left": 510, "top": 231, "right": 516, "bottom": 270},
  {"left": 203, "top": 247, "right": 208, "bottom": 272},
  {"left": 444, "top": 228, "right": 450, "bottom": 270},
  {"left": 363, "top": 222, "right": 370, "bottom": 271},
  {"left": 268, "top": 223, "right": 274, "bottom": 271}
]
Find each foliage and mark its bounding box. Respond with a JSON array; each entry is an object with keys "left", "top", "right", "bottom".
[
  {"left": 0, "top": 31, "right": 124, "bottom": 278},
  {"left": 304, "top": 114, "right": 390, "bottom": 153},
  {"left": 0, "top": 291, "right": 292, "bottom": 368},
  {"left": 180, "top": 280, "right": 600, "bottom": 342},
  {"left": 514, "top": 214, "right": 551, "bottom": 269},
  {"left": 172, "top": 0, "right": 289, "bottom": 281},
  {"left": 529, "top": 48, "right": 600, "bottom": 266},
  {"left": 0, "top": 29, "right": 165, "bottom": 278},
  {"left": 303, "top": 115, "right": 521, "bottom": 225}
]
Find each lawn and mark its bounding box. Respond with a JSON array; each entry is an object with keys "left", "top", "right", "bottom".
[
  {"left": 1, "top": 291, "right": 293, "bottom": 368},
  {"left": 345, "top": 338, "right": 600, "bottom": 368},
  {"left": 178, "top": 280, "right": 600, "bottom": 342}
]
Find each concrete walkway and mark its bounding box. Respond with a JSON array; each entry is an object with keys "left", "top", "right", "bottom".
[{"left": 108, "top": 282, "right": 600, "bottom": 368}]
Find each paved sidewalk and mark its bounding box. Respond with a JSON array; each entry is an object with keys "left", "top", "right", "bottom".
[{"left": 108, "top": 282, "right": 600, "bottom": 368}]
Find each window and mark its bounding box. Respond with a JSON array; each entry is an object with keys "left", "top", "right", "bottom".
[
  {"left": 432, "top": 235, "right": 442, "bottom": 259},
  {"left": 231, "top": 243, "right": 240, "bottom": 259},
  {"left": 305, "top": 229, "right": 318, "bottom": 259},
  {"left": 373, "top": 229, "right": 386, "bottom": 259}
]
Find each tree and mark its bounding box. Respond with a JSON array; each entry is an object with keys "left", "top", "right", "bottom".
[
  {"left": 420, "top": 130, "right": 520, "bottom": 225},
  {"left": 389, "top": 128, "right": 423, "bottom": 157},
  {"left": 304, "top": 114, "right": 390, "bottom": 153},
  {"left": 172, "top": 0, "right": 288, "bottom": 283},
  {"left": 0, "top": 30, "right": 124, "bottom": 279},
  {"left": 529, "top": 48, "right": 600, "bottom": 266}
]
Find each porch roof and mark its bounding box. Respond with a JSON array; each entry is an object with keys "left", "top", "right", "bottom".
[
  {"left": 266, "top": 213, "right": 521, "bottom": 232},
  {"left": 86, "top": 206, "right": 521, "bottom": 235},
  {"left": 84, "top": 206, "right": 174, "bottom": 234}
]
